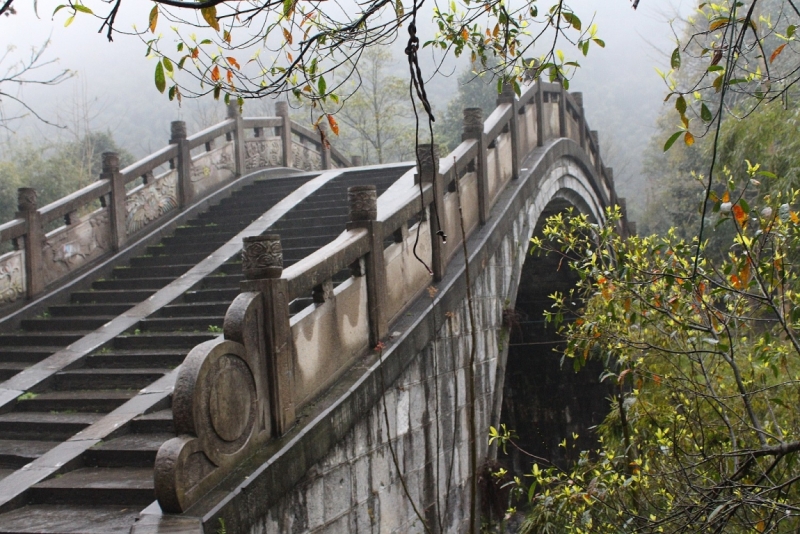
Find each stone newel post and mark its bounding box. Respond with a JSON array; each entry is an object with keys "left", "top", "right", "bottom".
[
  {"left": 347, "top": 185, "right": 387, "bottom": 345},
  {"left": 275, "top": 101, "right": 293, "bottom": 168},
  {"left": 102, "top": 152, "right": 127, "bottom": 251},
  {"left": 170, "top": 120, "right": 193, "bottom": 209},
  {"left": 572, "top": 92, "right": 587, "bottom": 149},
  {"left": 497, "top": 82, "right": 521, "bottom": 180},
  {"left": 17, "top": 188, "right": 43, "bottom": 299},
  {"left": 417, "top": 143, "right": 445, "bottom": 281},
  {"left": 239, "top": 234, "right": 295, "bottom": 435},
  {"left": 318, "top": 121, "right": 332, "bottom": 170},
  {"left": 463, "top": 107, "right": 490, "bottom": 225},
  {"left": 227, "top": 101, "right": 246, "bottom": 177}
]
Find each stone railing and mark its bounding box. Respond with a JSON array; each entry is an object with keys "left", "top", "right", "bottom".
[
  {"left": 0, "top": 102, "right": 350, "bottom": 309},
  {"left": 154, "top": 77, "right": 631, "bottom": 513}
]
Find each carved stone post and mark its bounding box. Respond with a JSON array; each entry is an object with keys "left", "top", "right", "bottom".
[
  {"left": 275, "top": 101, "right": 293, "bottom": 168},
  {"left": 170, "top": 121, "right": 193, "bottom": 209},
  {"left": 351, "top": 155, "right": 363, "bottom": 167},
  {"left": 497, "top": 82, "right": 520, "bottom": 180},
  {"left": 318, "top": 121, "right": 332, "bottom": 170},
  {"left": 240, "top": 234, "right": 295, "bottom": 435},
  {"left": 102, "top": 152, "right": 127, "bottom": 251},
  {"left": 17, "top": 188, "right": 43, "bottom": 299},
  {"left": 535, "top": 79, "right": 545, "bottom": 147},
  {"left": 463, "top": 108, "right": 489, "bottom": 225},
  {"left": 227, "top": 101, "right": 246, "bottom": 177},
  {"left": 417, "top": 144, "right": 445, "bottom": 281},
  {"left": 558, "top": 82, "right": 568, "bottom": 139},
  {"left": 591, "top": 130, "right": 602, "bottom": 175},
  {"left": 347, "top": 185, "right": 387, "bottom": 346},
  {"left": 572, "top": 92, "right": 587, "bottom": 149}
]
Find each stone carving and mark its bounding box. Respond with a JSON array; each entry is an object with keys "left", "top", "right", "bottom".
[
  {"left": 463, "top": 108, "right": 483, "bottom": 138},
  {"left": 245, "top": 137, "right": 283, "bottom": 170},
  {"left": 125, "top": 171, "right": 179, "bottom": 235},
  {"left": 155, "top": 292, "right": 271, "bottom": 513},
  {"left": 348, "top": 185, "right": 378, "bottom": 222},
  {"left": 17, "top": 188, "right": 37, "bottom": 212},
  {"left": 0, "top": 251, "right": 25, "bottom": 304},
  {"left": 43, "top": 210, "right": 112, "bottom": 286},
  {"left": 292, "top": 141, "right": 322, "bottom": 171},
  {"left": 242, "top": 234, "right": 282, "bottom": 280},
  {"left": 190, "top": 142, "right": 236, "bottom": 198},
  {"left": 416, "top": 144, "right": 440, "bottom": 182}
]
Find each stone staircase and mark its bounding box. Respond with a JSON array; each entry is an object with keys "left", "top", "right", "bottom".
[{"left": 0, "top": 165, "right": 410, "bottom": 533}]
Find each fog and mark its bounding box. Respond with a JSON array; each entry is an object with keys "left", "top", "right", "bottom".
[{"left": 1, "top": 0, "right": 694, "bottom": 214}]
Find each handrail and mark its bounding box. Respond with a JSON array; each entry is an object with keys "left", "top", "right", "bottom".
[
  {"left": 121, "top": 145, "right": 179, "bottom": 185},
  {"left": 186, "top": 119, "right": 235, "bottom": 149},
  {"left": 38, "top": 180, "right": 111, "bottom": 224}
]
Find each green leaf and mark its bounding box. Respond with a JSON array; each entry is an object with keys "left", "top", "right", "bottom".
[
  {"left": 74, "top": 4, "right": 92, "bottom": 14},
  {"left": 317, "top": 75, "right": 326, "bottom": 95},
  {"left": 162, "top": 57, "right": 174, "bottom": 73},
  {"left": 671, "top": 47, "right": 681, "bottom": 69},
  {"left": 52, "top": 4, "right": 67, "bottom": 15},
  {"left": 200, "top": 6, "right": 219, "bottom": 31},
  {"left": 675, "top": 95, "right": 687, "bottom": 115},
  {"left": 593, "top": 38, "right": 605, "bottom": 48},
  {"left": 282, "top": 0, "right": 295, "bottom": 17},
  {"left": 788, "top": 25, "right": 796, "bottom": 38},
  {"left": 168, "top": 85, "right": 176, "bottom": 101},
  {"left": 154, "top": 60, "right": 166, "bottom": 93},
  {"left": 64, "top": 15, "right": 74, "bottom": 27},
  {"left": 663, "top": 131, "right": 682, "bottom": 152},
  {"left": 739, "top": 198, "right": 750, "bottom": 214},
  {"left": 701, "top": 103, "right": 712, "bottom": 122}
]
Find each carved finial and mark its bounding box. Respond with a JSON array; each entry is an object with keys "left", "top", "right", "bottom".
[
  {"left": 242, "top": 234, "right": 283, "bottom": 279},
  {"left": 275, "top": 101, "right": 289, "bottom": 117},
  {"left": 462, "top": 108, "right": 483, "bottom": 140},
  {"left": 102, "top": 152, "right": 120, "bottom": 175},
  {"left": 351, "top": 155, "right": 363, "bottom": 166},
  {"left": 17, "top": 188, "right": 37, "bottom": 213},
  {"left": 170, "top": 121, "right": 187, "bottom": 142},
  {"left": 416, "top": 143, "right": 440, "bottom": 183},
  {"left": 348, "top": 185, "right": 378, "bottom": 222},
  {"left": 226, "top": 100, "right": 240, "bottom": 119}
]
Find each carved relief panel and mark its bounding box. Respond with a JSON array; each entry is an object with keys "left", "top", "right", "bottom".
[{"left": 125, "top": 170, "right": 179, "bottom": 235}]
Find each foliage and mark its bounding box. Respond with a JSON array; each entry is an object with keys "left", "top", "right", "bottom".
[
  {"left": 438, "top": 63, "right": 503, "bottom": 152},
  {"left": 516, "top": 162, "right": 800, "bottom": 532},
  {"left": 0, "top": 131, "right": 133, "bottom": 222}
]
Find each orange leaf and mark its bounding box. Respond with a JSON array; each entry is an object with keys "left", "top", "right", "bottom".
[
  {"left": 722, "top": 191, "right": 730, "bottom": 202},
  {"left": 327, "top": 114, "right": 339, "bottom": 136},
  {"left": 223, "top": 30, "right": 232, "bottom": 44},
  {"left": 191, "top": 47, "right": 199, "bottom": 59},
  {"left": 770, "top": 44, "right": 786, "bottom": 64},
  {"left": 733, "top": 203, "right": 746, "bottom": 225},
  {"left": 283, "top": 27, "right": 293, "bottom": 45},
  {"left": 211, "top": 65, "right": 221, "bottom": 82},
  {"left": 461, "top": 27, "right": 469, "bottom": 40},
  {"left": 148, "top": 5, "right": 158, "bottom": 33},
  {"left": 226, "top": 69, "right": 233, "bottom": 84},
  {"left": 226, "top": 56, "right": 240, "bottom": 69},
  {"left": 791, "top": 211, "right": 799, "bottom": 224},
  {"left": 684, "top": 131, "right": 695, "bottom": 146},
  {"left": 653, "top": 374, "right": 662, "bottom": 386}
]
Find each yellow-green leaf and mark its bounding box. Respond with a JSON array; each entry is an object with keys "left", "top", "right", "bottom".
[
  {"left": 201, "top": 6, "right": 220, "bottom": 31},
  {"left": 154, "top": 60, "right": 166, "bottom": 93},
  {"left": 149, "top": 5, "right": 158, "bottom": 33}
]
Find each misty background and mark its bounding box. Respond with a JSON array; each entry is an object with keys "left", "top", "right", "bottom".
[{"left": 1, "top": 0, "right": 695, "bottom": 222}]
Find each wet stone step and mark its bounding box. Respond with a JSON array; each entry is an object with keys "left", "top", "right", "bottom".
[
  {"left": 139, "top": 316, "right": 224, "bottom": 332},
  {"left": 84, "top": 433, "right": 173, "bottom": 468},
  {"left": 20, "top": 317, "right": 114, "bottom": 332},
  {"left": 113, "top": 332, "right": 217, "bottom": 350},
  {"left": 0, "top": 504, "right": 141, "bottom": 534},
  {"left": 0, "top": 332, "right": 89, "bottom": 347},
  {"left": 129, "top": 251, "right": 211, "bottom": 267},
  {"left": 92, "top": 278, "right": 173, "bottom": 291},
  {"left": 14, "top": 390, "right": 137, "bottom": 413},
  {"left": 160, "top": 302, "right": 230, "bottom": 317},
  {"left": 0, "top": 440, "right": 56, "bottom": 468},
  {"left": 71, "top": 289, "right": 156, "bottom": 304},
  {"left": 47, "top": 303, "right": 134, "bottom": 317},
  {"left": 30, "top": 467, "right": 155, "bottom": 506},
  {"left": 0, "top": 412, "right": 102, "bottom": 441},
  {"left": 53, "top": 369, "right": 170, "bottom": 391},
  {"left": 201, "top": 274, "right": 243, "bottom": 289},
  {"left": 0, "top": 363, "right": 27, "bottom": 382},
  {"left": 83, "top": 349, "right": 187, "bottom": 370},
  {"left": 130, "top": 409, "right": 174, "bottom": 434},
  {"left": 111, "top": 264, "right": 194, "bottom": 279},
  {"left": 0, "top": 347, "right": 61, "bottom": 364},
  {"left": 183, "top": 288, "right": 239, "bottom": 303}
]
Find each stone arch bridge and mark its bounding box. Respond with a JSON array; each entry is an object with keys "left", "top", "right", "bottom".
[{"left": 0, "top": 80, "right": 630, "bottom": 533}]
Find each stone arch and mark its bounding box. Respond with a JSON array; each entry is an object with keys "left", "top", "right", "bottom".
[{"left": 490, "top": 144, "right": 611, "bottom": 474}]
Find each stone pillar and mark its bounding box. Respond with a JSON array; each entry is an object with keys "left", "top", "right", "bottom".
[
  {"left": 275, "top": 101, "right": 293, "bottom": 168},
  {"left": 571, "top": 92, "right": 587, "bottom": 149},
  {"left": 558, "top": 82, "right": 568, "bottom": 139},
  {"left": 240, "top": 234, "right": 295, "bottom": 435},
  {"left": 347, "top": 185, "right": 387, "bottom": 345},
  {"left": 497, "top": 83, "right": 520, "bottom": 180},
  {"left": 318, "top": 121, "right": 332, "bottom": 170},
  {"left": 417, "top": 143, "right": 445, "bottom": 281},
  {"left": 351, "top": 155, "right": 363, "bottom": 167},
  {"left": 535, "top": 79, "right": 545, "bottom": 147},
  {"left": 170, "top": 121, "right": 193, "bottom": 208},
  {"left": 17, "top": 188, "right": 43, "bottom": 299},
  {"left": 463, "top": 108, "right": 489, "bottom": 225},
  {"left": 590, "top": 130, "right": 602, "bottom": 175},
  {"left": 102, "top": 152, "right": 128, "bottom": 250},
  {"left": 227, "top": 101, "right": 246, "bottom": 177}
]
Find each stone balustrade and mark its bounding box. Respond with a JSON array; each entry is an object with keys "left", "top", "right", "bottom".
[
  {"left": 0, "top": 103, "right": 350, "bottom": 310},
  {"left": 155, "top": 77, "right": 633, "bottom": 513}
]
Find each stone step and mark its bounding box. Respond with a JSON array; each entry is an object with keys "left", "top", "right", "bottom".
[
  {"left": 268, "top": 213, "right": 346, "bottom": 230},
  {"left": 129, "top": 251, "right": 212, "bottom": 267},
  {"left": 14, "top": 390, "right": 136, "bottom": 413},
  {"left": 173, "top": 223, "right": 249, "bottom": 237},
  {"left": 71, "top": 289, "right": 156, "bottom": 304},
  {"left": 183, "top": 288, "right": 239, "bottom": 303},
  {"left": 20, "top": 317, "right": 115, "bottom": 332},
  {"left": 92, "top": 278, "right": 173, "bottom": 291},
  {"left": 147, "top": 241, "right": 225, "bottom": 255},
  {"left": 0, "top": 363, "right": 27, "bottom": 382},
  {"left": 160, "top": 301, "right": 230, "bottom": 318},
  {"left": 0, "top": 332, "right": 89, "bottom": 347},
  {"left": 53, "top": 369, "right": 170, "bottom": 391},
  {"left": 84, "top": 433, "right": 172, "bottom": 468},
  {"left": 0, "top": 504, "right": 141, "bottom": 533},
  {"left": 139, "top": 316, "right": 224, "bottom": 333},
  {"left": 0, "top": 440, "right": 56, "bottom": 469},
  {"left": 30, "top": 467, "right": 155, "bottom": 506},
  {"left": 130, "top": 409, "right": 174, "bottom": 434},
  {"left": 111, "top": 264, "right": 194, "bottom": 279},
  {"left": 201, "top": 274, "right": 243, "bottom": 289},
  {"left": 48, "top": 303, "right": 134, "bottom": 318},
  {"left": 83, "top": 348, "right": 187, "bottom": 370},
  {"left": 113, "top": 331, "right": 217, "bottom": 350},
  {"left": 0, "top": 412, "right": 102, "bottom": 441},
  {"left": 0, "top": 346, "right": 60, "bottom": 364}
]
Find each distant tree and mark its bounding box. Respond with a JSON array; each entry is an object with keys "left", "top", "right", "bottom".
[{"left": 438, "top": 64, "right": 501, "bottom": 152}]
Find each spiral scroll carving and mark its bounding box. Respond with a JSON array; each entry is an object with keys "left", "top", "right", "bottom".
[
  {"left": 242, "top": 234, "right": 283, "bottom": 279},
  {"left": 348, "top": 185, "right": 377, "bottom": 222},
  {"left": 17, "top": 188, "right": 37, "bottom": 213}
]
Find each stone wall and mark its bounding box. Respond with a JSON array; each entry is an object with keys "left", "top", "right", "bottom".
[{"left": 249, "top": 177, "right": 537, "bottom": 534}]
